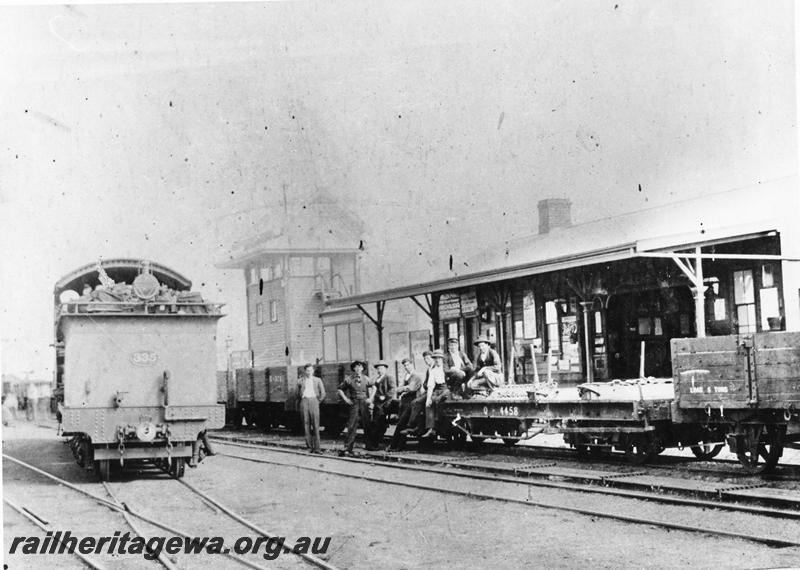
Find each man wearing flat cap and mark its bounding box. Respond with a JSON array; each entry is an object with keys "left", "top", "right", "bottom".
[
  {"left": 367, "top": 360, "right": 396, "bottom": 450},
  {"left": 444, "top": 337, "right": 474, "bottom": 398},
  {"left": 337, "top": 360, "right": 372, "bottom": 456}
]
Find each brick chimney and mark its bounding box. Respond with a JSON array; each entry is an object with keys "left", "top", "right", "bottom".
[{"left": 537, "top": 198, "right": 572, "bottom": 234}]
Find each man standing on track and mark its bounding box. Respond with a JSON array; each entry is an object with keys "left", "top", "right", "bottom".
[
  {"left": 296, "top": 363, "right": 326, "bottom": 454},
  {"left": 338, "top": 360, "right": 371, "bottom": 456}
]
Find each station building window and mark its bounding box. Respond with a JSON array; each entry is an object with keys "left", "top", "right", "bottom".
[
  {"left": 322, "top": 322, "right": 366, "bottom": 362},
  {"left": 316, "top": 256, "right": 332, "bottom": 287},
  {"left": 290, "top": 256, "right": 315, "bottom": 276}
]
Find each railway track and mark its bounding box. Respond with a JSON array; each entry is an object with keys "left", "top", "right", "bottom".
[
  {"left": 215, "top": 426, "right": 800, "bottom": 479},
  {"left": 210, "top": 437, "right": 800, "bottom": 548},
  {"left": 210, "top": 433, "right": 800, "bottom": 512},
  {"left": 2, "top": 453, "right": 338, "bottom": 570}
]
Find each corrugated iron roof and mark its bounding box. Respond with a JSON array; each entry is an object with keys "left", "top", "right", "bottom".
[{"left": 326, "top": 177, "right": 795, "bottom": 308}]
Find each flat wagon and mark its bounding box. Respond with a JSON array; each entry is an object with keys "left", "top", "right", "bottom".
[{"left": 429, "top": 331, "right": 800, "bottom": 474}]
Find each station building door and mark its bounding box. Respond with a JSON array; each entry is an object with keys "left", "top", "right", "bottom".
[{"left": 605, "top": 286, "right": 694, "bottom": 379}]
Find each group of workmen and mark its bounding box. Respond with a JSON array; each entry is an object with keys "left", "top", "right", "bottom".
[{"left": 295, "top": 336, "right": 503, "bottom": 456}]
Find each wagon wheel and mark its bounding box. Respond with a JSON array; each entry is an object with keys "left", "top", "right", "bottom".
[
  {"left": 448, "top": 430, "right": 467, "bottom": 450},
  {"left": 470, "top": 435, "right": 487, "bottom": 445},
  {"left": 623, "top": 435, "right": 656, "bottom": 465},
  {"left": 690, "top": 443, "right": 724, "bottom": 460},
  {"left": 94, "top": 460, "right": 111, "bottom": 482},
  {"left": 737, "top": 424, "right": 785, "bottom": 475},
  {"left": 169, "top": 458, "right": 186, "bottom": 478},
  {"left": 324, "top": 417, "right": 346, "bottom": 438},
  {"left": 502, "top": 438, "right": 519, "bottom": 447}
]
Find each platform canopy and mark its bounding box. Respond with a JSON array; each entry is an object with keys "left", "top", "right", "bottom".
[
  {"left": 54, "top": 259, "right": 192, "bottom": 296},
  {"left": 326, "top": 178, "right": 797, "bottom": 310}
]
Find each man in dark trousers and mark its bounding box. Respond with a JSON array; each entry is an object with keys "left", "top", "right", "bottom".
[
  {"left": 367, "top": 360, "right": 396, "bottom": 450},
  {"left": 385, "top": 357, "right": 423, "bottom": 451},
  {"left": 400, "top": 350, "right": 436, "bottom": 437},
  {"left": 444, "top": 337, "right": 474, "bottom": 398},
  {"left": 296, "top": 363, "right": 326, "bottom": 454},
  {"left": 338, "top": 360, "right": 371, "bottom": 456},
  {"left": 467, "top": 336, "right": 504, "bottom": 394}
]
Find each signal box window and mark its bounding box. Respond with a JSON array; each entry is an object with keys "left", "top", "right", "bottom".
[
  {"left": 256, "top": 303, "right": 263, "bottom": 325},
  {"left": 269, "top": 300, "right": 278, "bottom": 322}
]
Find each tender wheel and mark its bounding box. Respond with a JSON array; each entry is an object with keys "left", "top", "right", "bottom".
[
  {"left": 690, "top": 443, "right": 724, "bottom": 460},
  {"left": 94, "top": 460, "right": 111, "bottom": 482},
  {"left": 623, "top": 435, "right": 656, "bottom": 465},
  {"left": 169, "top": 458, "right": 186, "bottom": 478},
  {"left": 737, "top": 424, "right": 785, "bottom": 475}
]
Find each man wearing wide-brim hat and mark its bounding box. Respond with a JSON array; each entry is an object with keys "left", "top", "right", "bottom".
[
  {"left": 337, "top": 360, "right": 372, "bottom": 456},
  {"left": 467, "top": 336, "right": 504, "bottom": 394},
  {"left": 367, "top": 360, "right": 396, "bottom": 450},
  {"left": 420, "top": 349, "right": 450, "bottom": 439}
]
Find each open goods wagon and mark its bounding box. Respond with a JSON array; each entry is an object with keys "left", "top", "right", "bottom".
[{"left": 224, "top": 362, "right": 354, "bottom": 436}]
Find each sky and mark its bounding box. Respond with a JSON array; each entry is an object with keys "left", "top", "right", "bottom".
[{"left": 1, "top": 1, "right": 796, "bottom": 380}]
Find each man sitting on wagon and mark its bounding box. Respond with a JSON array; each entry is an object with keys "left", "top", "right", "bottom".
[
  {"left": 385, "top": 357, "right": 424, "bottom": 451},
  {"left": 444, "top": 337, "right": 474, "bottom": 398},
  {"left": 466, "top": 336, "right": 504, "bottom": 395},
  {"left": 420, "top": 349, "right": 450, "bottom": 439},
  {"left": 398, "top": 350, "right": 435, "bottom": 439}
]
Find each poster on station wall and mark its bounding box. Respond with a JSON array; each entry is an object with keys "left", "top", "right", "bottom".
[
  {"left": 439, "top": 292, "right": 461, "bottom": 319},
  {"left": 460, "top": 288, "right": 478, "bottom": 315},
  {"left": 523, "top": 289, "right": 536, "bottom": 338},
  {"left": 560, "top": 315, "right": 580, "bottom": 367}
]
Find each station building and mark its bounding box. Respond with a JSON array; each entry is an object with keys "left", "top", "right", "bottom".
[{"left": 323, "top": 178, "right": 800, "bottom": 385}]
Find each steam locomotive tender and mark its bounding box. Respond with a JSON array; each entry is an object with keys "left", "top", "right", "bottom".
[{"left": 54, "top": 259, "right": 225, "bottom": 480}]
